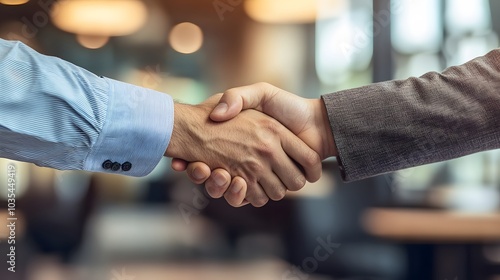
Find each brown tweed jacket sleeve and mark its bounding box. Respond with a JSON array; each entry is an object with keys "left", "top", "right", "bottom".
[{"left": 322, "top": 49, "right": 500, "bottom": 181}]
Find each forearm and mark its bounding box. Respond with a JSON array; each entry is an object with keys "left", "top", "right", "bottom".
[
  {"left": 0, "top": 39, "right": 173, "bottom": 176},
  {"left": 323, "top": 49, "right": 500, "bottom": 181}
]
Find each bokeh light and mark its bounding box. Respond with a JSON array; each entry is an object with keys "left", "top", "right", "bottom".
[
  {"left": 51, "top": 0, "right": 147, "bottom": 36},
  {"left": 169, "top": 22, "right": 203, "bottom": 54},
  {"left": 0, "top": 0, "right": 29, "bottom": 5},
  {"left": 76, "top": 34, "right": 110, "bottom": 49},
  {"left": 245, "top": 0, "right": 317, "bottom": 24}
]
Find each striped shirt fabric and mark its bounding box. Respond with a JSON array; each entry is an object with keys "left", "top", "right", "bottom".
[{"left": 0, "top": 39, "right": 174, "bottom": 176}]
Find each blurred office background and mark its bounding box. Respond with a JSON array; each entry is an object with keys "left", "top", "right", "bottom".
[{"left": 0, "top": 0, "right": 500, "bottom": 279}]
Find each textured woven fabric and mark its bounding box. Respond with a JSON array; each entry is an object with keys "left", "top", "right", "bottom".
[{"left": 322, "top": 49, "right": 500, "bottom": 181}]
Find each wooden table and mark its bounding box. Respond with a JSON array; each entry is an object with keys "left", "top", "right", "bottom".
[
  {"left": 362, "top": 208, "right": 500, "bottom": 279},
  {"left": 363, "top": 208, "right": 500, "bottom": 242}
]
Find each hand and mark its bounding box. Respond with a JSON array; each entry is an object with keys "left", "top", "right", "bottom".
[
  {"left": 211, "top": 82, "right": 337, "bottom": 159},
  {"left": 166, "top": 94, "right": 322, "bottom": 207},
  {"left": 172, "top": 83, "right": 337, "bottom": 206}
]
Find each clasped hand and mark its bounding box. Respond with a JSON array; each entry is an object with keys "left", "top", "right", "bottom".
[{"left": 167, "top": 83, "right": 337, "bottom": 207}]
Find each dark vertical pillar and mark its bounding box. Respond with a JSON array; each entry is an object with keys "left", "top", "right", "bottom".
[
  {"left": 439, "top": 0, "right": 447, "bottom": 68},
  {"left": 372, "top": 0, "right": 393, "bottom": 82}
]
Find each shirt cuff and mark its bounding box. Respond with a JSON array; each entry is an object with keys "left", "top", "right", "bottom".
[{"left": 84, "top": 77, "right": 173, "bottom": 177}]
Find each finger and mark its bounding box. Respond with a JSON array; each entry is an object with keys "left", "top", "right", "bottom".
[
  {"left": 279, "top": 126, "right": 322, "bottom": 183},
  {"left": 245, "top": 181, "right": 270, "bottom": 208},
  {"left": 186, "top": 162, "right": 212, "bottom": 184},
  {"left": 205, "top": 169, "right": 231, "bottom": 199},
  {"left": 240, "top": 199, "right": 250, "bottom": 207},
  {"left": 210, "top": 83, "right": 274, "bottom": 122},
  {"left": 171, "top": 158, "right": 188, "bottom": 171},
  {"left": 269, "top": 130, "right": 308, "bottom": 191},
  {"left": 258, "top": 174, "right": 288, "bottom": 202},
  {"left": 223, "top": 176, "right": 249, "bottom": 207}
]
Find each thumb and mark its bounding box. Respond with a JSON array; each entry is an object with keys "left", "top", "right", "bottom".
[
  {"left": 210, "top": 90, "right": 244, "bottom": 122},
  {"left": 210, "top": 83, "right": 272, "bottom": 122}
]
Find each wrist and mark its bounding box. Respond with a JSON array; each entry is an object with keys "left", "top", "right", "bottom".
[
  {"left": 165, "top": 103, "right": 205, "bottom": 159},
  {"left": 313, "top": 98, "right": 337, "bottom": 159}
]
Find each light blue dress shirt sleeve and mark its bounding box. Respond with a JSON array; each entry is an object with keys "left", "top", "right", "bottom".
[{"left": 0, "top": 39, "right": 174, "bottom": 176}]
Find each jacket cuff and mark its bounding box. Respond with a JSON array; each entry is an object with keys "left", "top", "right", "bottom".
[{"left": 321, "top": 95, "right": 349, "bottom": 181}]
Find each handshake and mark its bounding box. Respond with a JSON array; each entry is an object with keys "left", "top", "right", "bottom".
[{"left": 165, "top": 82, "right": 337, "bottom": 208}]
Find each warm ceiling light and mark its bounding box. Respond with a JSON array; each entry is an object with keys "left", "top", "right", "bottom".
[
  {"left": 169, "top": 22, "right": 203, "bottom": 54},
  {"left": 0, "top": 0, "right": 29, "bottom": 5},
  {"left": 51, "top": 0, "right": 147, "bottom": 36},
  {"left": 77, "top": 34, "right": 109, "bottom": 49},
  {"left": 245, "top": 0, "right": 317, "bottom": 24}
]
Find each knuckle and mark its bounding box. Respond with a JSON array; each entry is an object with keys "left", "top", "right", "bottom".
[
  {"left": 246, "top": 161, "right": 263, "bottom": 175},
  {"left": 257, "top": 141, "right": 275, "bottom": 158},
  {"left": 261, "top": 118, "right": 280, "bottom": 134}
]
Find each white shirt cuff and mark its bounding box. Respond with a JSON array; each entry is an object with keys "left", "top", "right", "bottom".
[{"left": 83, "top": 77, "right": 173, "bottom": 176}]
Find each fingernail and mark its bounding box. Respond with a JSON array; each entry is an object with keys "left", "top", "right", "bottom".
[
  {"left": 231, "top": 184, "right": 243, "bottom": 194},
  {"left": 214, "top": 173, "right": 226, "bottom": 187},
  {"left": 213, "top": 103, "right": 228, "bottom": 115},
  {"left": 192, "top": 167, "right": 205, "bottom": 180}
]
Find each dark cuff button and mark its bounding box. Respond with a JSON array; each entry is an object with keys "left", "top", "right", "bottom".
[
  {"left": 111, "top": 162, "right": 121, "bottom": 171},
  {"left": 121, "top": 162, "right": 132, "bottom": 171},
  {"left": 102, "top": 160, "right": 113, "bottom": 170}
]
